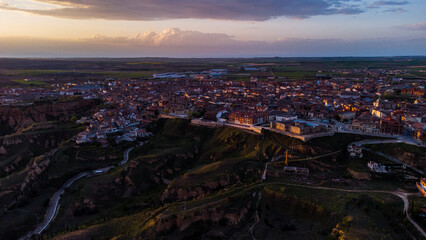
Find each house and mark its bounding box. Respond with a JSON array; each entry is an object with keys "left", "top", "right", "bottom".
[
  {"left": 204, "top": 110, "right": 219, "bottom": 121},
  {"left": 229, "top": 111, "right": 268, "bottom": 125},
  {"left": 275, "top": 114, "right": 298, "bottom": 122},
  {"left": 270, "top": 119, "right": 327, "bottom": 135},
  {"left": 380, "top": 116, "right": 403, "bottom": 135},
  {"left": 368, "top": 161, "right": 388, "bottom": 173},
  {"left": 338, "top": 112, "right": 356, "bottom": 121},
  {"left": 76, "top": 132, "right": 95, "bottom": 144},
  {"left": 401, "top": 88, "right": 425, "bottom": 97},
  {"left": 347, "top": 144, "right": 363, "bottom": 158}
]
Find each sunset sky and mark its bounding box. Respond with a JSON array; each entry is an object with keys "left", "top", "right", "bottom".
[{"left": 0, "top": 0, "right": 425, "bottom": 57}]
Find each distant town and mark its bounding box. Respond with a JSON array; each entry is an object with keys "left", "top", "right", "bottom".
[{"left": 1, "top": 65, "right": 425, "bottom": 146}]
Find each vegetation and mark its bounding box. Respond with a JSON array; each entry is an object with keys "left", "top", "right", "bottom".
[
  {"left": 11, "top": 79, "right": 47, "bottom": 86},
  {"left": 365, "top": 143, "right": 426, "bottom": 171},
  {"left": 34, "top": 119, "right": 419, "bottom": 239},
  {"left": 264, "top": 185, "right": 406, "bottom": 240}
]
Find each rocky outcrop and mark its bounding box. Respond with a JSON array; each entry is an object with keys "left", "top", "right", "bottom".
[
  {"left": 0, "top": 99, "right": 97, "bottom": 135},
  {"left": 0, "top": 131, "right": 68, "bottom": 175},
  {"left": 2, "top": 137, "right": 23, "bottom": 146},
  {"left": 20, "top": 155, "right": 51, "bottom": 192},
  {"left": 0, "top": 146, "right": 7, "bottom": 155},
  {"left": 154, "top": 199, "right": 252, "bottom": 233},
  {"left": 111, "top": 151, "right": 196, "bottom": 198},
  {"left": 162, "top": 173, "right": 241, "bottom": 202}
]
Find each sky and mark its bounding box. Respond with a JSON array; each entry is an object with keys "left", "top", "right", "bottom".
[{"left": 0, "top": 0, "right": 425, "bottom": 57}]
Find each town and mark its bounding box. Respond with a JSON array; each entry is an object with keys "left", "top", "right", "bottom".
[{"left": 2, "top": 65, "right": 425, "bottom": 146}]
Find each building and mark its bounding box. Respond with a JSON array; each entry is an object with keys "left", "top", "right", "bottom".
[
  {"left": 416, "top": 178, "right": 426, "bottom": 197},
  {"left": 401, "top": 88, "right": 425, "bottom": 97},
  {"left": 371, "top": 109, "right": 387, "bottom": 118},
  {"left": 351, "top": 119, "right": 380, "bottom": 133},
  {"left": 380, "top": 116, "right": 403, "bottom": 135},
  {"left": 270, "top": 119, "right": 327, "bottom": 135},
  {"left": 204, "top": 110, "right": 219, "bottom": 121},
  {"left": 368, "top": 161, "right": 388, "bottom": 173},
  {"left": 275, "top": 114, "right": 298, "bottom": 122},
  {"left": 210, "top": 69, "right": 228, "bottom": 76},
  {"left": 283, "top": 166, "right": 309, "bottom": 174},
  {"left": 348, "top": 144, "right": 363, "bottom": 158},
  {"left": 338, "top": 112, "right": 356, "bottom": 121},
  {"left": 229, "top": 111, "right": 268, "bottom": 125}
]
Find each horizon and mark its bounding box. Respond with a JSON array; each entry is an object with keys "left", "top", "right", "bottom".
[{"left": 1, "top": 55, "right": 426, "bottom": 60}]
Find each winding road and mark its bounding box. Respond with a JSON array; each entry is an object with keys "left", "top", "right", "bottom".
[
  {"left": 119, "top": 147, "right": 134, "bottom": 166},
  {"left": 20, "top": 146, "right": 135, "bottom": 239}
]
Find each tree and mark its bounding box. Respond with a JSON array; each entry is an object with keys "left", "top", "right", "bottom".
[
  {"left": 186, "top": 110, "right": 192, "bottom": 119},
  {"left": 334, "top": 114, "right": 340, "bottom": 121},
  {"left": 70, "top": 116, "right": 78, "bottom": 123}
]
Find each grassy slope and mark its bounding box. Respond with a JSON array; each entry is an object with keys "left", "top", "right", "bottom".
[
  {"left": 46, "top": 119, "right": 414, "bottom": 239},
  {"left": 263, "top": 185, "right": 407, "bottom": 240},
  {"left": 51, "top": 184, "right": 409, "bottom": 240},
  {"left": 0, "top": 122, "right": 125, "bottom": 239},
  {"left": 366, "top": 143, "right": 426, "bottom": 171}
]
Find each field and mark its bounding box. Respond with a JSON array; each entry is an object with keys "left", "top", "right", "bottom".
[
  {"left": 1, "top": 57, "right": 425, "bottom": 87},
  {"left": 11, "top": 79, "right": 48, "bottom": 86}
]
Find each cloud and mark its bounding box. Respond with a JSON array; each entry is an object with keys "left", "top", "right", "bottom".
[
  {"left": 84, "top": 28, "right": 235, "bottom": 46},
  {"left": 0, "top": 0, "right": 364, "bottom": 21},
  {"left": 371, "top": 0, "right": 409, "bottom": 6},
  {"left": 383, "top": 7, "right": 407, "bottom": 13},
  {"left": 398, "top": 22, "right": 426, "bottom": 31},
  {"left": 0, "top": 28, "right": 425, "bottom": 57},
  {"left": 368, "top": 0, "right": 409, "bottom": 8}
]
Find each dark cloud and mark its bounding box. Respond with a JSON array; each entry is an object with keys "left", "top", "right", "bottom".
[
  {"left": 383, "top": 7, "right": 407, "bottom": 13},
  {"left": 369, "top": 0, "right": 409, "bottom": 8},
  {"left": 373, "top": 0, "right": 409, "bottom": 5},
  {"left": 0, "top": 0, "right": 364, "bottom": 20},
  {"left": 0, "top": 28, "right": 424, "bottom": 57}
]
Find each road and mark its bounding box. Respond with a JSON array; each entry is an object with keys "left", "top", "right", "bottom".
[
  {"left": 249, "top": 192, "right": 262, "bottom": 240},
  {"left": 20, "top": 146, "right": 135, "bottom": 239},
  {"left": 31, "top": 172, "right": 91, "bottom": 236},
  {"left": 266, "top": 127, "right": 334, "bottom": 142},
  {"left": 118, "top": 147, "right": 134, "bottom": 166},
  {"left": 336, "top": 127, "right": 425, "bottom": 147}
]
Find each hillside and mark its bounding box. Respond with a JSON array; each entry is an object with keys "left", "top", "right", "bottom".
[{"left": 34, "top": 118, "right": 422, "bottom": 240}]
